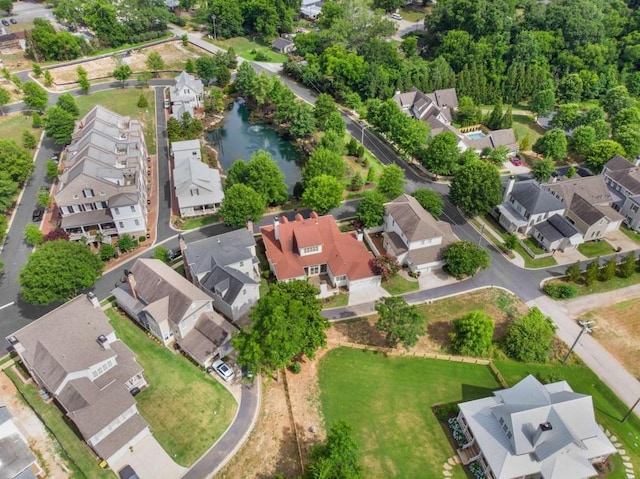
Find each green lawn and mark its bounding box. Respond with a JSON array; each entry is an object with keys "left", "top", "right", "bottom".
[
  {"left": 321, "top": 292, "right": 349, "bottom": 309},
  {"left": 399, "top": 8, "right": 426, "bottom": 22},
  {"left": 75, "top": 88, "right": 157, "bottom": 154},
  {"left": 179, "top": 214, "right": 220, "bottom": 230},
  {"left": 512, "top": 114, "right": 544, "bottom": 146},
  {"left": 578, "top": 240, "right": 616, "bottom": 258},
  {"left": 318, "top": 348, "right": 500, "bottom": 478},
  {"left": 4, "top": 368, "right": 112, "bottom": 479},
  {"left": 211, "top": 37, "right": 288, "bottom": 63},
  {"left": 522, "top": 237, "right": 546, "bottom": 255},
  {"left": 0, "top": 112, "right": 41, "bottom": 144},
  {"left": 382, "top": 274, "right": 419, "bottom": 295},
  {"left": 105, "top": 308, "right": 236, "bottom": 466},
  {"left": 620, "top": 226, "right": 640, "bottom": 245},
  {"left": 545, "top": 271, "right": 640, "bottom": 297},
  {"left": 495, "top": 361, "right": 640, "bottom": 477}
]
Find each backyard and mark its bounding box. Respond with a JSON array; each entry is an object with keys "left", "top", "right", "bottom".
[
  {"left": 0, "top": 111, "right": 41, "bottom": 144},
  {"left": 105, "top": 308, "right": 236, "bottom": 466},
  {"left": 210, "top": 37, "right": 288, "bottom": 63}
]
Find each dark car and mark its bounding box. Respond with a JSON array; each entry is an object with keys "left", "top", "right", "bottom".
[
  {"left": 1, "top": 19, "right": 9, "bottom": 26},
  {"left": 118, "top": 465, "right": 139, "bottom": 479},
  {"left": 32, "top": 208, "right": 44, "bottom": 222},
  {"left": 167, "top": 248, "right": 182, "bottom": 261},
  {"left": 10, "top": 18, "right": 17, "bottom": 24}
]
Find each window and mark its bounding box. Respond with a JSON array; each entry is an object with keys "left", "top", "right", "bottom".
[
  {"left": 499, "top": 417, "right": 504, "bottom": 425},
  {"left": 190, "top": 188, "right": 199, "bottom": 196},
  {"left": 130, "top": 205, "right": 136, "bottom": 213},
  {"left": 114, "top": 207, "right": 120, "bottom": 215},
  {"left": 119, "top": 222, "right": 124, "bottom": 228},
  {"left": 502, "top": 424, "right": 508, "bottom": 432},
  {"left": 304, "top": 245, "right": 320, "bottom": 254},
  {"left": 308, "top": 265, "right": 320, "bottom": 275},
  {"left": 83, "top": 188, "right": 94, "bottom": 198},
  {"left": 239, "top": 261, "right": 244, "bottom": 267},
  {"left": 134, "top": 219, "right": 140, "bottom": 226},
  {"left": 507, "top": 432, "right": 512, "bottom": 439}
]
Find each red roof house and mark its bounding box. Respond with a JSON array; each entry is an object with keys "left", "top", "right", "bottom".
[{"left": 261, "top": 212, "right": 381, "bottom": 291}]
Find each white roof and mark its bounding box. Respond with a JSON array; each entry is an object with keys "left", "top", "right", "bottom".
[{"left": 173, "top": 158, "right": 224, "bottom": 208}]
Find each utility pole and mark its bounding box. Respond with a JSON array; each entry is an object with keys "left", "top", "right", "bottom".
[
  {"left": 211, "top": 14, "right": 217, "bottom": 41},
  {"left": 562, "top": 320, "right": 596, "bottom": 364},
  {"left": 477, "top": 223, "right": 485, "bottom": 246},
  {"left": 623, "top": 394, "right": 640, "bottom": 422}
]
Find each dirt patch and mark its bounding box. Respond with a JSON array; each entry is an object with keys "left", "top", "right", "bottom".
[
  {"left": 0, "top": 369, "right": 70, "bottom": 478},
  {"left": 48, "top": 41, "right": 211, "bottom": 90},
  {"left": 580, "top": 298, "right": 640, "bottom": 377}
]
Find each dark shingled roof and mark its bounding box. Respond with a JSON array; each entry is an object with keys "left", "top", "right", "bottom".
[
  {"left": 510, "top": 181, "right": 565, "bottom": 215},
  {"left": 569, "top": 194, "right": 605, "bottom": 225},
  {"left": 605, "top": 155, "right": 633, "bottom": 171},
  {"left": 534, "top": 215, "right": 580, "bottom": 242}
]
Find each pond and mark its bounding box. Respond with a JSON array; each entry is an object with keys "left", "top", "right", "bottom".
[{"left": 207, "top": 100, "right": 302, "bottom": 192}]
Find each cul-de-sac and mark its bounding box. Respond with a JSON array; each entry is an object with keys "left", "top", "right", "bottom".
[{"left": 1, "top": 0, "right": 640, "bottom": 478}]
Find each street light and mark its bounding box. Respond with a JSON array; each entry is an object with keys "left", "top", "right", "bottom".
[
  {"left": 211, "top": 14, "right": 217, "bottom": 41},
  {"left": 562, "top": 320, "right": 596, "bottom": 364}
]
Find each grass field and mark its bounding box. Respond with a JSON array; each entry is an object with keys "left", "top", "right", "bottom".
[
  {"left": 105, "top": 308, "right": 236, "bottom": 466},
  {"left": 512, "top": 113, "right": 545, "bottom": 146},
  {"left": 620, "top": 226, "right": 640, "bottom": 245},
  {"left": 381, "top": 274, "right": 419, "bottom": 295},
  {"left": 318, "top": 348, "right": 500, "bottom": 478},
  {"left": 0, "top": 112, "right": 41, "bottom": 144},
  {"left": 75, "top": 88, "right": 157, "bottom": 154},
  {"left": 578, "top": 240, "right": 616, "bottom": 258},
  {"left": 545, "top": 270, "right": 640, "bottom": 297},
  {"left": 5, "top": 368, "right": 112, "bottom": 479},
  {"left": 211, "top": 37, "right": 288, "bottom": 63},
  {"left": 321, "top": 292, "right": 349, "bottom": 309},
  {"left": 495, "top": 361, "right": 640, "bottom": 478},
  {"left": 178, "top": 213, "right": 220, "bottom": 230}
]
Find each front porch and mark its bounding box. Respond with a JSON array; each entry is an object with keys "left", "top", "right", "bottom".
[
  {"left": 61, "top": 210, "right": 118, "bottom": 242},
  {"left": 307, "top": 273, "right": 342, "bottom": 299}
]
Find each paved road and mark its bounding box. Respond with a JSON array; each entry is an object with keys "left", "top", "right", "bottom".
[{"left": 7, "top": 0, "right": 53, "bottom": 24}]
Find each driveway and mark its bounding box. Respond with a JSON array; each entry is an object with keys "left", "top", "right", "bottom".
[
  {"left": 348, "top": 284, "right": 389, "bottom": 307},
  {"left": 390, "top": 17, "right": 424, "bottom": 41},
  {"left": 109, "top": 434, "right": 188, "bottom": 479}
]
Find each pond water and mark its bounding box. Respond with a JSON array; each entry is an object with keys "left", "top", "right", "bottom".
[{"left": 207, "top": 100, "right": 302, "bottom": 192}]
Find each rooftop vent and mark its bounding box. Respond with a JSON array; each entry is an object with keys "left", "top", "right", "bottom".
[
  {"left": 97, "top": 335, "right": 108, "bottom": 344},
  {"left": 540, "top": 422, "right": 553, "bottom": 431}
]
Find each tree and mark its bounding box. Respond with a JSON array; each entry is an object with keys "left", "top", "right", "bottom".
[
  {"left": 99, "top": 243, "right": 116, "bottom": 261},
  {"left": 619, "top": 252, "right": 635, "bottom": 278},
  {"left": 443, "top": 241, "right": 490, "bottom": 279},
  {"left": 0, "top": 173, "right": 18, "bottom": 211},
  {"left": 456, "top": 96, "right": 481, "bottom": 126},
  {"left": 185, "top": 58, "right": 195, "bottom": 74},
  {"left": 113, "top": 64, "right": 133, "bottom": 87},
  {"left": 22, "top": 82, "right": 48, "bottom": 112},
  {"left": 32, "top": 112, "right": 43, "bottom": 128},
  {"left": 220, "top": 184, "right": 265, "bottom": 227},
  {"left": 401, "top": 36, "right": 418, "bottom": 58},
  {"left": 0, "top": 0, "right": 13, "bottom": 14},
  {"left": 356, "top": 191, "right": 386, "bottom": 227},
  {"left": 500, "top": 105, "right": 513, "bottom": 129},
  {"left": 318, "top": 129, "right": 345, "bottom": 155},
  {"left": 533, "top": 129, "right": 567, "bottom": 161},
  {"left": 0, "top": 86, "right": 9, "bottom": 115},
  {"left": 565, "top": 261, "right": 581, "bottom": 283},
  {"left": 36, "top": 187, "right": 51, "bottom": 208},
  {"left": 302, "top": 148, "right": 345, "bottom": 184},
  {"left": 285, "top": 101, "right": 316, "bottom": 139},
  {"left": 24, "top": 223, "right": 44, "bottom": 246},
  {"left": 503, "top": 307, "right": 555, "bottom": 363},
  {"left": 551, "top": 103, "right": 580, "bottom": 130},
  {"left": 19, "top": 240, "right": 103, "bottom": 304},
  {"left": 376, "top": 164, "right": 405, "bottom": 200},
  {"left": 243, "top": 150, "right": 288, "bottom": 205},
  {"left": 146, "top": 51, "right": 165, "bottom": 77},
  {"left": 350, "top": 173, "right": 364, "bottom": 191},
  {"left": 22, "top": 130, "right": 37, "bottom": 149},
  {"left": 314, "top": 93, "right": 338, "bottom": 130},
  {"left": 485, "top": 101, "right": 504, "bottom": 130},
  {"left": 450, "top": 311, "right": 494, "bottom": 357},
  {"left": 43, "top": 70, "right": 53, "bottom": 88},
  {"left": 450, "top": 160, "right": 502, "bottom": 216},
  {"left": 45, "top": 159, "right": 59, "bottom": 180},
  {"left": 570, "top": 125, "right": 596, "bottom": 159},
  {"left": 375, "top": 297, "right": 426, "bottom": 349},
  {"left": 44, "top": 106, "right": 76, "bottom": 146},
  {"left": 153, "top": 246, "right": 170, "bottom": 264},
  {"left": 42, "top": 229, "right": 69, "bottom": 243},
  {"left": 584, "top": 260, "right": 599, "bottom": 286},
  {"left": 233, "top": 281, "right": 328, "bottom": 374},
  {"left": 369, "top": 254, "right": 400, "bottom": 282},
  {"left": 0, "top": 140, "right": 33, "bottom": 184},
  {"left": 531, "top": 158, "right": 555, "bottom": 182},
  {"left": 585, "top": 140, "right": 625, "bottom": 174},
  {"left": 305, "top": 421, "right": 363, "bottom": 479},
  {"left": 600, "top": 85, "right": 634, "bottom": 117},
  {"left": 117, "top": 234, "right": 136, "bottom": 252},
  {"left": 56, "top": 93, "right": 79, "bottom": 117},
  {"left": 137, "top": 94, "right": 149, "bottom": 108},
  {"left": 77, "top": 66, "right": 89, "bottom": 93},
  {"left": 412, "top": 189, "right": 443, "bottom": 217},
  {"left": 531, "top": 89, "right": 555, "bottom": 117},
  {"left": 610, "top": 107, "right": 640, "bottom": 133},
  {"left": 301, "top": 175, "right": 344, "bottom": 214},
  {"left": 613, "top": 126, "right": 640, "bottom": 159},
  {"left": 599, "top": 259, "right": 616, "bottom": 282},
  {"left": 422, "top": 131, "right": 459, "bottom": 175},
  {"left": 486, "top": 145, "right": 510, "bottom": 166}
]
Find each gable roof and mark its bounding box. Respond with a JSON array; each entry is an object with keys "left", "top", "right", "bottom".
[
  {"left": 533, "top": 214, "right": 581, "bottom": 242},
  {"left": 130, "top": 259, "right": 211, "bottom": 325},
  {"left": 0, "top": 407, "right": 37, "bottom": 479},
  {"left": 177, "top": 312, "right": 236, "bottom": 365},
  {"left": 173, "top": 158, "right": 224, "bottom": 207},
  {"left": 604, "top": 155, "right": 633, "bottom": 171},
  {"left": 543, "top": 176, "right": 612, "bottom": 206},
  {"left": 173, "top": 71, "right": 203, "bottom": 95},
  {"left": 183, "top": 228, "right": 257, "bottom": 278},
  {"left": 261, "top": 213, "right": 377, "bottom": 282},
  {"left": 510, "top": 181, "right": 565, "bottom": 215},
  {"left": 385, "top": 194, "right": 446, "bottom": 242},
  {"left": 201, "top": 265, "right": 258, "bottom": 305},
  {"left": 604, "top": 162, "right": 640, "bottom": 195},
  {"left": 458, "top": 375, "right": 616, "bottom": 479},
  {"left": 272, "top": 37, "right": 294, "bottom": 50}
]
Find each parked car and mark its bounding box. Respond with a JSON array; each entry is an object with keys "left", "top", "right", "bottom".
[
  {"left": 118, "top": 465, "right": 139, "bottom": 479},
  {"left": 212, "top": 359, "right": 234, "bottom": 382},
  {"left": 50, "top": 153, "right": 59, "bottom": 162},
  {"left": 167, "top": 248, "right": 182, "bottom": 261},
  {"left": 10, "top": 18, "right": 17, "bottom": 24},
  {"left": 510, "top": 156, "right": 523, "bottom": 167},
  {"left": 241, "top": 365, "right": 254, "bottom": 380},
  {"left": 1, "top": 19, "right": 9, "bottom": 26},
  {"left": 391, "top": 13, "right": 402, "bottom": 20},
  {"left": 32, "top": 208, "right": 44, "bottom": 222}
]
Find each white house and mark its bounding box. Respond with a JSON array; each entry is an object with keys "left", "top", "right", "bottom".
[
  {"left": 382, "top": 194, "right": 457, "bottom": 273},
  {"left": 456, "top": 375, "right": 616, "bottom": 479},
  {"left": 169, "top": 71, "right": 204, "bottom": 120}
]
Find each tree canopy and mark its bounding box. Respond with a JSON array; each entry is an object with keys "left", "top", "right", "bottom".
[
  {"left": 301, "top": 174, "right": 344, "bottom": 214},
  {"left": 449, "top": 160, "right": 502, "bottom": 216},
  {"left": 302, "top": 148, "right": 346, "bottom": 184},
  {"left": 422, "top": 131, "right": 460, "bottom": 175},
  {"left": 305, "top": 420, "right": 363, "bottom": 479},
  {"left": 450, "top": 311, "right": 495, "bottom": 357},
  {"left": 219, "top": 183, "right": 265, "bottom": 227},
  {"left": 22, "top": 81, "right": 48, "bottom": 112},
  {"left": 0, "top": 140, "right": 34, "bottom": 185},
  {"left": 444, "top": 241, "right": 490, "bottom": 279},
  {"left": 225, "top": 151, "right": 288, "bottom": 206},
  {"left": 19, "top": 240, "right": 103, "bottom": 305},
  {"left": 375, "top": 296, "right": 426, "bottom": 349},
  {"left": 376, "top": 164, "right": 405, "bottom": 200},
  {"left": 45, "top": 106, "right": 76, "bottom": 146},
  {"left": 503, "top": 307, "right": 556, "bottom": 363},
  {"left": 412, "top": 189, "right": 443, "bottom": 218},
  {"left": 233, "top": 281, "right": 328, "bottom": 374},
  {"left": 356, "top": 191, "right": 386, "bottom": 227}
]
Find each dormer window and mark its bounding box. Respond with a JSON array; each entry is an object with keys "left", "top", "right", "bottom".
[
  {"left": 83, "top": 188, "right": 94, "bottom": 198},
  {"left": 303, "top": 245, "right": 320, "bottom": 254}
]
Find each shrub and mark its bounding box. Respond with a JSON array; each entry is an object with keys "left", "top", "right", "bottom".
[
  {"left": 543, "top": 283, "right": 577, "bottom": 299},
  {"left": 350, "top": 173, "right": 364, "bottom": 191},
  {"left": 503, "top": 307, "right": 556, "bottom": 363},
  {"left": 598, "top": 259, "right": 616, "bottom": 282},
  {"left": 153, "top": 246, "right": 169, "bottom": 263},
  {"left": 32, "top": 112, "right": 43, "bottom": 128},
  {"left": 43, "top": 229, "right": 69, "bottom": 243},
  {"left": 45, "top": 160, "right": 59, "bottom": 180},
  {"left": 565, "top": 261, "right": 581, "bottom": 283},
  {"left": 584, "top": 260, "right": 599, "bottom": 286},
  {"left": 369, "top": 254, "right": 400, "bottom": 281},
  {"left": 99, "top": 243, "right": 116, "bottom": 261},
  {"left": 139, "top": 235, "right": 147, "bottom": 243},
  {"left": 289, "top": 361, "right": 301, "bottom": 374},
  {"left": 504, "top": 234, "right": 518, "bottom": 250},
  {"left": 450, "top": 311, "right": 495, "bottom": 357},
  {"left": 117, "top": 234, "right": 135, "bottom": 252},
  {"left": 254, "top": 51, "right": 268, "bottom": 61},
  {"left": 137, "top": 94, "right": 148, "bottom": 108}
]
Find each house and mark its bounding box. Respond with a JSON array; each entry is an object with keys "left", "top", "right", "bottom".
[
  {"left": 382, "top": 194, "right": 457, "bottom": 273},
  {"left": 181, "top": 227, "right": 260, "bottom": 321},
  {"left": 495, "top": 178, "right": 565, "bottom": 235},
  {"left": 169, "top": 71, "right": 204, "bottom": 120},
  {"left": 531, "top": 214, "right": 583, "bottom": 252},
  {"left": 0, "top": 407, "right": 40, "bottom": 479},
  {"left": 261, "top": 212, "right": 381, "bottom": 292},
  {"left": 300, "top": 0, "right": 323, "bottom": 19},
  {"left": 171, "top": 139, "right": 224, "bottom": 217},
  {"left": 112, "top": 259, "right": 235, "bottom": 367},
  {"left": 7, "top": 294, "right": 150, "bottom": 465},
  {"left": 601, "top": 155, "right": 640, "bottom": 232},
  {"left": 55, "top": 105, "right": 148, "bottom": 242},
  {"left": 455, "top": 375, "right": 616, "bottom": 479},
  {"left": 542, "top": 175, "right": 623, "bottom": 241},
  {"left": 272, "top": 37, "right": 295, "bottom": 54},
  {"left": 393, "top": 87, "right": 518, "bottom": 155}
]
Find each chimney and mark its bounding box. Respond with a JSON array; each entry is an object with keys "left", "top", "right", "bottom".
[
  {"left": 504, "top": 175, "right": 516, "bottom": 202},
  {"left": 97, "top": 334, "right": 111, "bottom": 349},
  {"left": 246, "top": 218, "right": 254, "bottom": 234},
  {"left": 87, "top": 292, "right": 100, "bottom": 308},
  {"left": 274, "top": 216, "right": 280, "bottom": 241},
  {"left": 532, "top": 422, "right": 553, "bottom": 447},
  {"left": 126, "top": 271, "right": 137, "bottom": 300},
  {"left": 356, "top": 229, "right": 364, "bottom": 241},
  {"left": 634, "top": 158, "right": 640, "bottom": 167},
  {"left": 178, "top": 233, "right": 186, "bottom": 257}
]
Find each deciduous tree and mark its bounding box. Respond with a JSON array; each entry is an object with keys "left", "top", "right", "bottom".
[
  {"left": 503, "top": 307, "right": 556, "bottom": 363},
  {"left": 585, "top": 140, "right": 625, "bottom": 173},
  {"left": 24, "top": 223, "right": 44, "bottom": 246},
  {"left": 449, "top": 160, "right": 502, "bottom": 216},
  {"left": 22, "top": 130, "right": 37, "bottom": 149},
  {"left": 145, "top": 51, "right": 165, "bottom": 77},
  {"left": 375, "top": 296, "right": 426, "bottom": 349},
  {"left": 0, "top": 140, "right": 33, "bottom": 184},
  {"left": 356, "top": 191, "right": 386, "bottom": 227},
  {"left": 412, "top": 189, "right": 443, "bottom": 217},
  {"left": 422, "top": 131, "right": 459, "bottom": 175},
  {"left": 22, "top": 82, "right": 48, "bottom": 112},
  {"left": 450, "top": 311, "right": 494, "bottom": 357},
  {"left": 44, "top": 106, "right": 76, "bottom": 146},
  {"left": 305, "top": 421, "right": 363, "bottom": 479},
  {"left": 56, "top": 93, "right": 79, "bottom": 117},
  {"left": 376, "top": 164, "right": 405, "bottom": 200},
  {"left": 533, "top": 129, "right": 567, "bottom": 161},
  {"left": 443, "top": 241, "right": 490, "bottom": 278},
  {"left": 531, "top": 158, "right": 555, "bottom": 182},
  {"left": 220, "top": 183, "right": 265, "bottom": 227},
  {"left": 301, "top": 175, "right": 344, "bottom": 214},
  {"left": 302, "top": 148, "right": 345, "bottom": 184},
  {"left": 113, "top": 64, "right": 133, "bottom": 87}
]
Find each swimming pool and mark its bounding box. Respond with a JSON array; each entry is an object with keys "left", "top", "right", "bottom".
[{"left": 464, "top": 130, "right": 486, "bottom": 140}]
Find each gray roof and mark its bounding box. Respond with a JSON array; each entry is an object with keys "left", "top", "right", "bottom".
[
  {"left": 510, "top": 181, "right": 565, "bottom": 215},
  {"left": 109, "top": 192, "right": 139, "bottom": 208},
  {"left": 177, "top": 312, "right": 236, "bottom": 365},
  {"left": 91, "top": 413, "right": 149, "bottom": 461},
  {"left": 385, "top": 194, "right": 447, "bottom": 243},
  {"left": 184, "top": 228, "right": 256, "bottom": 278},
  {"left": 129, "top": 259, "right": 211, "bottom": 326},
  {"left": 604, "top": 154, "right": 633, "bottom": 171},
  {"left": 533, "top": 215, "right": 580, "bottom": 242},
  {"left": 604, "top": 165, "right": 640, "bottom": 195},
  {"left": 0, "top": 407, "right": 37, "bottom": 479},
  {"left": 568, "top": 194, "right": 606, "bottom": 226},
  {"left": 543, "top": 176, "right": 612, "bottom": 206},
  {"left": 171, "top": 71, "right": 203, "bottom": 97},
  {"left": 272, "top": 37, "right": 294, "bottom": 50},
  {"left": 173, "top": 158, "right": 224, "bottom": 209},
  {"left": 458, "top": 375, "right": 617, "bottom": 479},
  {"left": 201, "top": 265, "right": 258, "bottom": 306},
  {"left": 171, "top": 139, "right": 202, "bottom": 163}
]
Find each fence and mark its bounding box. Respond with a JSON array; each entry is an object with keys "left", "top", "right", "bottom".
[{"left": 519, "top": 239, "right": 554, "bottom": 260}]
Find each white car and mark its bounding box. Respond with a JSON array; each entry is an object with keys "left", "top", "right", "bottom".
[
  {"left": 212, "top": 359, "right": 235, "bottom": 382},
  {"left": 391, "top": 13, "right": 402, "bottom": 20}
]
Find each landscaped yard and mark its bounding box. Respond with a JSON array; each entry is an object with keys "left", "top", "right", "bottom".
[
  {"left": 381, "top": 274, "right": 419, "bottom": 295},
  {"left": 512, "top": 113, "right": 545, "bottom": 146},
  {"left": 620, "top": 226, "right": 640, "bottom": 245},
  {"left": 105, "top": 308, "right": 236, "bottom": 466},
  {"left": 545, "top": 271, "right": 640, "bottom": 297},
  {"left": 321, "top": 292, "right": 349, "bottom": 309},
  {"left": 522, "top": 237, "right": 546, "bottom": 255},
  {"left": 318, "top": 347, "right": 500, "bottom": 478},
  {"left": 211, "top": 37, "right": 288, "bottom": 63},
  {"left": 178, "top": 213, "right": 220, "bottom": 230},
  {"left": 0, "top": 112, "right": 41, "bottom": 144},
  {"left": 578, "top": 240, "right": 616, "bottom": 258},
  {"left": 75, "top": 88, "right": 157, "bottom": 154}
]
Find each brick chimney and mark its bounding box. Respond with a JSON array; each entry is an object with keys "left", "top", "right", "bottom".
[
  {"left": 504, "top": 175, "right": 516, "bottom": 202},
  {"left": 126, "top": 271, "right": 137, "bottom": 300},
  {"left": 274, "top": 216, "right": 280, "bottom": 241}
]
